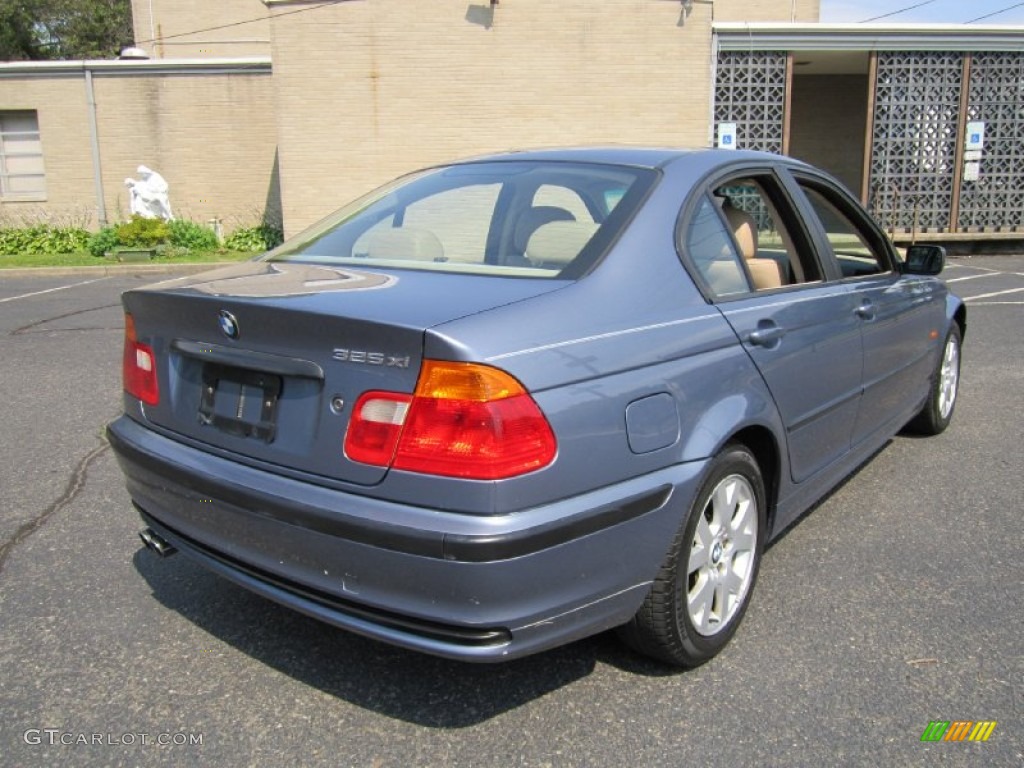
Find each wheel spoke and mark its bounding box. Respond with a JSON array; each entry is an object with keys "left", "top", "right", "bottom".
[
  {"left": 938, "top": 337, "right": 959, "bottom": 418},
  {"left": 730, "top": 525, "right": 756, "bottom": 554},
  {"left": 689, "top": 515, "right": 713, "bottom": 571},
  {"left": 721, "top": 564, "right": 746, "bottom": 596},
  {"left": 689, "top": 573, "right": 717, "bottom": 632},
  {"left": 710, "top": 483, "right": 734, "bottom": 531}
]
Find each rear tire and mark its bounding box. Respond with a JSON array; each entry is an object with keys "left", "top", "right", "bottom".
[
  {"left": 907, "top": 324, "right": 961, "bottom": 436},
  {"left": 618, "top": 444, "right": 766, "bottom": 667}
]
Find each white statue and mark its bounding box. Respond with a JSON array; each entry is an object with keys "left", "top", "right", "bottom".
[{"left": 124, "top": 165, "right": 174, "bottom": 221}]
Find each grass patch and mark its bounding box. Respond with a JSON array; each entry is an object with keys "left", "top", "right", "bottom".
[{"left": 0, "top": 250, "right": 258, "bottom": 269}]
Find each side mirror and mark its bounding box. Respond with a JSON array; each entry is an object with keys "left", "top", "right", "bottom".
[{"left": 901, "top": 244, "right": 946, "bottom": 276}]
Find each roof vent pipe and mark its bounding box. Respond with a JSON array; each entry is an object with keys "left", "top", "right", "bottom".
[{"left": 119, "top": 47, "right": 150, "bottom": 60}]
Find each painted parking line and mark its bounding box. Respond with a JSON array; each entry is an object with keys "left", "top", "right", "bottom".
[
  {"left": 945, "top": 263, "right": 1002, "bottom": 272},
  {"left": 0, "top": 277, "right": 109, "bottom": 304},
  {"left": 945, "top": 273, "right": 1004, "bottom": 283},
  {"left": 963, "top": 286, "right": 1024, "bottom": 302}
]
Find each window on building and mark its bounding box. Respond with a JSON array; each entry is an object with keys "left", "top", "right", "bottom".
[{"left": 0, "top": 111, "right": 46, "bottom": 199}]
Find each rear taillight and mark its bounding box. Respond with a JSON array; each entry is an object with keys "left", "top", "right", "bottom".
[
  {"left": 344, "top": 360, "right": 556, "bottom": 480},
  {"left": 123, "top": 313, "right": 159, "bottom": 405}
]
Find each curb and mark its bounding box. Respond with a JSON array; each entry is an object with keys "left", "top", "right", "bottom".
[{"left": 0, "top": 262, "right": 241, "bottom": 279}]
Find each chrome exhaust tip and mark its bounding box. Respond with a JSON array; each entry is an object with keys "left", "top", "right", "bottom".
[{"left": 139, "top": 528, "right": 177, "bottom": 558}]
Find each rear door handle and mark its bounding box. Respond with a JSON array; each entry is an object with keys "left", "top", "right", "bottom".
[
  {"left": 855, "top": 300, "right": 875, "bottom": 320},
  {"left": 747, "top": 325, "right": 786, "bottom": 347}
]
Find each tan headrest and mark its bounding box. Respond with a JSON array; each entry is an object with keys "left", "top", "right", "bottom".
[
  {"left": 513, "top": 206, "right": 575, "bottom": 253},
  {"left": 525, "top": 220, "right": 599, "bottom": 267},
  {"left": 365, "top": 227, "right": 444, "bottom": 262}
]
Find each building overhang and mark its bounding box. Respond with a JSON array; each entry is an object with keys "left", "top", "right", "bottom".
[
  {"left": 714, "top": 22, "right": 1024, "bottom": 53},
  {"left": 0, "top": 57, "right": 272, "bottom": 79}
]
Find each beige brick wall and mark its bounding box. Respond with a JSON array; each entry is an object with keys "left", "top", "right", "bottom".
[
  {"left": 132, "top": 0, "right": 271, "bottom": 58},
  {"left": 0, "top": 66, "right": 278, "bottom": 231},
  {"left": 269, "top": 0, "right": 717, "bottom": 234},
  {"left": 0, "top": 77, "right": 97, "bottom": 226},
  {"left": 714, "top": 0, "right": 820, "bottom": 22}
]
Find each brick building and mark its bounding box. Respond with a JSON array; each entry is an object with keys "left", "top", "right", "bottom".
[
  {"left": 0, "top": 57, "right": 275, "bottom": 229},
  {"left": 1, "top": 0, "right": 1021, "bottom": 242}
]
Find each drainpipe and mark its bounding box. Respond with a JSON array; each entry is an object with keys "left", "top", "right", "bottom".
[
  {"left": 705, "top": 1, "right": 718, "bottom": 148},
  {"left": 84, "top": 66, "right": 108, "bottom": 227},
  {"left": 709, "top": 30, "right": 720, "bottom": 147}
]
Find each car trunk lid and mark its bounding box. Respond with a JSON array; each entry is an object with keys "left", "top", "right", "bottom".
[{"left": 122, "top": 261, "right": 565, "bottom": 485}]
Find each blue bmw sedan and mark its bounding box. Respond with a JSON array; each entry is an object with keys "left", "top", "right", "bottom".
[{"left": 108, "top": 148, "right": 964, "bottom": 667}]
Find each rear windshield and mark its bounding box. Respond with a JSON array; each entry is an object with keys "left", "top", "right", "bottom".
[{"left": 266, "top": 161, "right": 657, "bottom": 278}]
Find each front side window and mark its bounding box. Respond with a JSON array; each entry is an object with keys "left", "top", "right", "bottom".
[
  {"left": 269, "top": 161, "right": 657, "bottom": 278},
  {"left": 0, "top": 111, "right": 45, "bottom": 199},
  {"left": 796, "top": 181, "right": 892, "bottom": 278}
]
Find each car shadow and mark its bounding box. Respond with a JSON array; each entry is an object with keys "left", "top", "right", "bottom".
[
  {"left": 765, "top": 439, "right": 891, "bottom": 550},
  {"left": 132, "top": 550, "right": 677, "bottom": 728}
]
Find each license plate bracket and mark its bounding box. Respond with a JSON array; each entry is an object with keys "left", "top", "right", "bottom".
[{"left": 198, "top": 363, "right": 282, "bottom": 442}]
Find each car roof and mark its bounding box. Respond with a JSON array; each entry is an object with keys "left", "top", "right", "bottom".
[{"left": 452, "top": 146, "right": 796, "bottom": 171}]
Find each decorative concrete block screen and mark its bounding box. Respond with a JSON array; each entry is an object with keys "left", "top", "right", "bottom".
[
  {"left": 868, "top": 52, "right": 963, "bottom": 233},
  {"left": 714, "top": 50, "right": 787, "bottom": 154},
  {"left": 959, "top": 52, "right": 1024, "bottom": 233}
]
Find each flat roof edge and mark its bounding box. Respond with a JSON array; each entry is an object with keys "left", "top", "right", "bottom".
[
  {"left": 0, "top": 57, "right": 273, "bottom": 76},
  {"left": 714, "top": 22, "right": 1024, "bottom": 52}
]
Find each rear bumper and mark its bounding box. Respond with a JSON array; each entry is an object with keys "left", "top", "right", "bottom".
[{"left": 108, "top": 415, "right": 706, "bottom": 661}]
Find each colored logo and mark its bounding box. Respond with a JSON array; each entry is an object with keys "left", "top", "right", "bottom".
[
  {"left": 921, "top": 721, "right": 997, "bottom": 742},
  {"left": 218, "top": 310, "right": 239, "bottom": 340}
]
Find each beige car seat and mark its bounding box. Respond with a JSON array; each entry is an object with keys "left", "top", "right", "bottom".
[{"left": 722, "top": 203, "right": 783, "bottom": 290}]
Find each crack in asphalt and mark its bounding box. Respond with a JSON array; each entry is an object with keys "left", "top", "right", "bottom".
[
  {"left": 10, "top": 303, "right": 121, "bottom": 336},
  {"left": 15, "top": 327, "right": 124, "bottom": 335},
  {"left": 0, "top": 438, "right": 111, "bottom": 576}
]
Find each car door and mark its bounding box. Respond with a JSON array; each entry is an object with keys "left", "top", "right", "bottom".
[
  {"left": 681, "top": 169, "right": 863, "bottom": 484},
  {"left": 788, "top": 172, "right": 947, "bottom": 447}
]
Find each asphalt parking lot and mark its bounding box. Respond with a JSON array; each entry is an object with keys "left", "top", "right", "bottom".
[{"left": 1, "top": 257, "right": 1021, "bottom": 767}]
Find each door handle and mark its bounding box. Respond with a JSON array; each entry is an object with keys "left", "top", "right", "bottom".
[
  {"left": 855, "top": 300, "right": 875, "bottom": 320},
  {"left": 747, "top": 325, "right": 786, "bottom": 347}
]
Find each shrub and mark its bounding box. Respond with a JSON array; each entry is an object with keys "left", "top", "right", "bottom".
[
  {"left": 224, "top": 223, "right": 284, "bottom": 252},
  {"left": 115, "top": 215, "right": 170, "bottom": 248},
  {"left": 87, "top": 226, "right": 121, "bottom": 257},
  {"left": 0, "top": 225, "right": 90, "bottom": 255},
  {"left": 168, "top": 219, "right": 219, "bottom": 251}
]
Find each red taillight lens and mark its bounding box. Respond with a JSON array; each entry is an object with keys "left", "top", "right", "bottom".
[
  {"left": 343, "top": 361, "right": 557, "bottom": 480},
  {"left": 122, "top": 314, "right": 159, "bottom": 405}
]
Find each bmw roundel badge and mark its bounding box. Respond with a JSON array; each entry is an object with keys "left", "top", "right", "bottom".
[{"left": 218, "top": 310, "right": 240, "bottom": 340}]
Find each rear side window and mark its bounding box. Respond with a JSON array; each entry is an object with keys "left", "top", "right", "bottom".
[
  {"left": 683, "top": 173, "right": 824, "bottom": 298},
  {"left": 269, "top": 161, "right": 657, "bottom": 278},
  {"left": 685, "top": 196, "right": 749, "bottom": 296}
]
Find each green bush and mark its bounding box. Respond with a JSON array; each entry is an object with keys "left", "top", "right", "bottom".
[
  {"left": 115, "top": 215, "right": 170, "bottom": 248},
  {"left": 224, "top": 223, "right": 284, "bottom": 252},
  {"left": 0, "top": 225, "right": 91, "bottom": 255},
  {"left": 168, "top": 219, "right": 219, "bottom": 251},
  {"left": 87, "top": 226, "right": 121, "bottom": 257}
]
